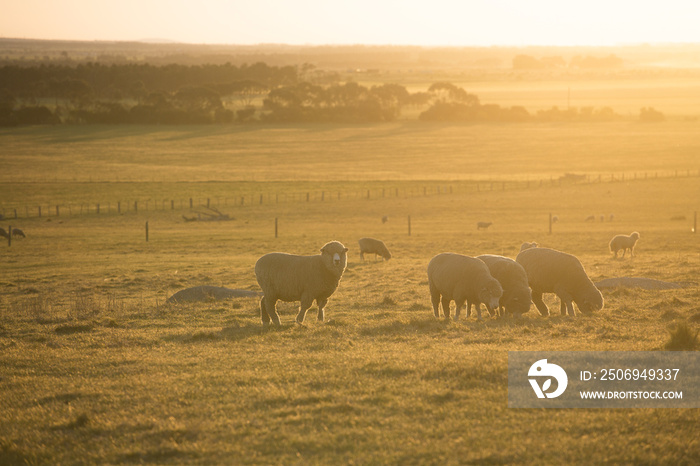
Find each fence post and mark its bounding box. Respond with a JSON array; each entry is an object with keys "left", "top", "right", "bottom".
[
  {"left": 7, "top": 225, "right": 10, "bottom": 247},
  {"left": 145, "top": 221, "right": 149, "bottom": 242},
  {"left": 171, "top": 200, "right": 175, "bottom": 210},
  {"left": 134, "top": 201, "right": 138, "bottom": 213},
  {"left": 56, "top": 205, "right": 60, "bottom": 217},
  {"left": 38, "top": 206, "right": 41, "bottom": 218},
  {"left": 275, "top": 217, "right": 278, "bottom": 238}
]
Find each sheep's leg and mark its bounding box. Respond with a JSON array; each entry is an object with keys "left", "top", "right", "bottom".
[
  {"left": 630, "top": 247, "right": 635, "bottom": 258},
  {"left": 531, "top": 292, "right": 549, "bottom": 316},
  {"left": 441, "top": 296, "right": 451, "bottom": 320},
  {"left": 262, "top": 295, "right": 280, "bottom": 326},
  {"left": 296, "top": 294, "right": 314, "bottom": 324},
  {"left": 621, "top": 249, "right": 626, "bottom": 258},
  {"left": 474, "top": 302, "right": 484, "bottom": 320},
  {"left": 429, "top": 284, "right": 441, "bottom": 318},
  {"left": 360, "top": 251, "right": 365, "bottom": 261},
  {"left": 259, "top": 296, "right": 270, "bottom": 326},
  {"left": 454, "top": 299, "right": 466, "bottom": 321},
  {"left": 316, "top": 297, "right": 328, "bottom": 322}
]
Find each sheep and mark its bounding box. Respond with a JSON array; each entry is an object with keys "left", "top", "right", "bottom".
[
  {"left": 381, "top": 216, "right": 388, "bottom": 224},
  {"left": 0, "top": 228, "right": 8, "bottom": 239},
  {"left": 519, "top": 242, "right": 538, "bottom": 252},
  {"left": 609, "top": 232, "right": 640, "bottom": 258},
  {"left": 477, "top": 221, "right": 492, "bottom": 230},
  {"left": 477, "top": 254, "right": 532, "bottom": 316},
  {"left": 255, "top": 241, "right": 348, "bottom": 326},
  {"left": 585, "top": 215, "right": 595, "bottom": 222},
  {"left": 552, "top": 215, "right": 559, "bottom": 223},
  {"left": 358, "top": 237, "right": 391, "bottom": 261},
  {"left": 516, "top": 247, "right": 603, "bottom": 316},
  {"left": 427, "top": 253, "right": 503, "bottom": 320},
  {"left": 11, "top": 228, "right": 25, "bottom": 238}
]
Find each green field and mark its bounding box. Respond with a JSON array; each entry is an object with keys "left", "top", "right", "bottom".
[{"left": 1, "top": 121, "right": 699, "bottom": 464}]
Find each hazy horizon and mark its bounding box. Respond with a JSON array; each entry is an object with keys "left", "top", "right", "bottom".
[{"left": 2, "top": 1, "right": 700, "bottom": 48}]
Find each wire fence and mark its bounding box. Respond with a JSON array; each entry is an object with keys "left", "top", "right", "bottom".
[{"left": 1, "top": 170, "right": 698, "bottom": 220}]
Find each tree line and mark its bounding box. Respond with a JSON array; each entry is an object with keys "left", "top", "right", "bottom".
[{"left": 0, "top": 62, "right": 664, "bottom": 126}]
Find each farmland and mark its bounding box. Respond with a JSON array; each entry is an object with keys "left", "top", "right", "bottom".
[{"left": 1, "top": 71, "right": 700, "bottom": 463}]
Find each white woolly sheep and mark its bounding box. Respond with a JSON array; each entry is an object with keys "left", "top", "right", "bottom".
[
  {"left": 427, "top": 253, "right": 503, "bottom": 320},
  {"left": 477, "top": 222, "right": 492, "bottom": 230},
  {"left": 516, "top": 247, "right": 603, "bottom": 316},
  {"left": 477, "top": 254, "right": 532, "bottom": 316},
  {"left": 358, "top": 237, "right": 392, "bottom": 261},
  {"left": 519, "top": 242, "right": 538, "bottom": 252},
  {"left": 609, "top": 232, "right": 640, "bottom": 258},
  {"left": 255, "top": 241, "right": 348, "bottom": 326}
]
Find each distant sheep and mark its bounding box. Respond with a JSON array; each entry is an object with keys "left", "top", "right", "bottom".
[
  {"left": 427, "top": 253, "right": 503, "bottom": 320},
  {"left": 609, "top": 232, "right": 640, "bottom": 258},
  {"left": 519, "top": 242, "right": 538, "bottom": 252},
  {"left": 358, "top": 237, "right": 391, "bottom": 261},
  {"left": 11, "top": 228, "right": 25, "bottom": 238},
  {"left": 0, "top": 228, "right": 8, "bottom": 239},
  {"left": 585, "top": 215, "right": 595, "bottom": 222},
  {"left": 552, "top": 215, "right": 559, "bottom": 223},
  {"left": 477, "top": 254, "right": 532, "bottom": 316},
  {"left": 381, "top": 216, "right": 388, "bottom": 224},
  {"left": 477, "top": 222, "right": 492, "bottom": 230},
  {"left": 516, "top": 247, "right": 603, "bottom": 316},
  {"left": 254, "top": 241, "right": 348, "bottom": 326}
]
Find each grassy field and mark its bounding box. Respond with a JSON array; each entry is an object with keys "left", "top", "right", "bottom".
[{"left": 1, "top": 122, "right": 699, "bottom": 464}]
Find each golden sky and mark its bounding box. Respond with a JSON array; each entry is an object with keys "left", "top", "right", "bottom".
[{"left": 1, "top": 0, "right": 699, "bottom": 46}]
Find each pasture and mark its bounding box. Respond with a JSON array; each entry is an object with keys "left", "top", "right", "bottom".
[{"left": 1, "top": 123, "right": 699, "bottom": 464}]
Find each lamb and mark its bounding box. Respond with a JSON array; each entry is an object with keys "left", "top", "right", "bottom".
[
  {"left": 477, "top": 222, "right": 492, "bottom": 230},
  {"left": 609, "top": 232, "right": 640, "bottom": 258},
  {"left": 516, "top": 247, "right": 603, "bottom": 316},
  {"left": 427, "top": 253, "right": 503, "bottom": 320},
  {"left": 255, "top": 241, "right": 348, "bottom": 327},
  {"left": 358, "top": 237, "right": 392, "bottom": 261},
  {"left": 519, "top": 242, "right": 538, "bottom": 252},
  {"left": 477, "top": 255, "right": 532, "bottom": 316}
]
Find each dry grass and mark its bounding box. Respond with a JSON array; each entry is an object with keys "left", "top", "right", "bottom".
[{"left": 0, "top": 122, "right": 699, "bottom": 464}]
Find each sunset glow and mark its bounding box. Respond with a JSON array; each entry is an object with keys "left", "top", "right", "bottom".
[{"left": 2, "top": 0, "right": 699, "bottom": 46}]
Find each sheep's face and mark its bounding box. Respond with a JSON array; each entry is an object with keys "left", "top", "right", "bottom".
[
  {"left": 576, "top": 287, "right": 604, "bottom": 314},
  {"left": 383, "top": 250, "right": 392, "bottom": 260},
  {"left": 631, "top": 232, "right": 640, "bottom": 241},
  {"left": 503, "top": 288, "right": 532, "bottom": 315},
  {"left": 479, "top": 279, "right": 503, "bottom": 313},
  {"left": 321, "top": 241, "right": 348, "bottom": 277}
]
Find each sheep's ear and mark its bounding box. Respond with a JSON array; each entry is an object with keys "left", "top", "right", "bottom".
[{"left": 343, "top": 248, "right": 349, "bottom": 253}]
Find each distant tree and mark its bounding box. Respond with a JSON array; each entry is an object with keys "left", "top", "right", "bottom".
[
  {"left": 512, "top": 55, "right": 543, "bottom": 70},
  {"left": 640, "top": 107, "right": 665, "bottom": 122}
]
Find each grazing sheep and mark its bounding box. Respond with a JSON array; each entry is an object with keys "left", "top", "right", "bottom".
[
  {"left": 11, "top": 228, "right": 25, "bottom": 238},
  {"left": 609, "top": 214, "right": 615, "bottom": 221},
  {"left": 358, "top": 237, "right": 392, "bottom": 261},
  {"left": 381, "top": 216, "right": 388, "bottom": 224},
  {"left": 609, "top": 232, "right": 640, "bottom": 258},
  {"left": 585, "top": 215, "right": 595, "bottom": 222},
  {"left": 477, "top": 255, "right": 532, "bottom": 316},
  {"left": 477, "top": 222, "right": 492, "bottom": 230},
  {"left": 516, "top": 247, "right": 603, "bottom": 316},
  {"left": 427, "top": 253, "right": 503, "bottom": 320},
  {"left": 552, "top": 215, "right": 559, "bottom": 223},
  {"left": 255, "top": 241, "right": 348, "bottom": 326},
  {"left": 0, "top": 228, "right": 8, "bottom": 239},
  {"left": 520, "top": 242, "right": 538, "bottom": 252},
  {"left": 599, "top": 215, "right": 605, "bottom": 222}
]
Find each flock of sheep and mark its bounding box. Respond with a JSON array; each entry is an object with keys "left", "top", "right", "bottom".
[{"left": 254, "top": 231, "right": 641, "bottom": 327}]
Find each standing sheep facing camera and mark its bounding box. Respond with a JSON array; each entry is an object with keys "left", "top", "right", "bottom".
[
  {"left": 477, "top": 255, "right": 532, "bottom": 316},
  {"left": 516, "top": 247, "right": 603, "bottom": 316},
  {"left": 255, "top": 241, "right": 348, "bottom": 327},
  {"left": 427, "top": 253, "right": 503, "bottom": 320},
  {"left": 609, "top": 232, "right": 640, "bottom": 258},
  {"left": 358, "top": 237, "right": 392, "bottom": 261}
]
